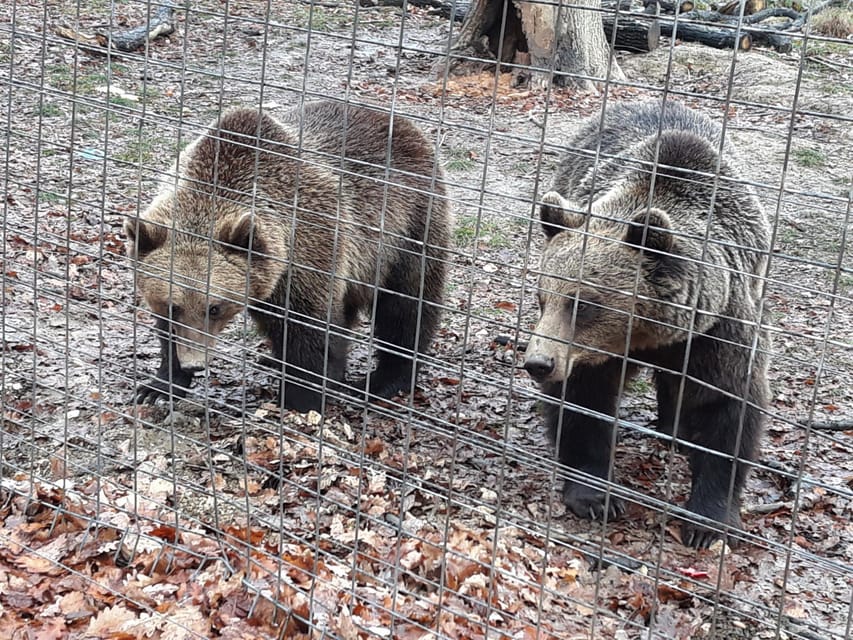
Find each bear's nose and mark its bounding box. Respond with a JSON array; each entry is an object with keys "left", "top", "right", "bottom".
[
  {"left": 181, "top": 364, "right": 206, "bottom": 374},
  {"left": 523, "top": 355, "right": 555, "bottom": 379}
]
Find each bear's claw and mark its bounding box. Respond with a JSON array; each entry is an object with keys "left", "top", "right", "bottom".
[
  {"left": 134, "top": 377, "right": 190, "bottom": 405},
  {"left": 680, "top": 502, "right": 743, "bottom": 549},
  {"left": 562, "top": 481, "right": 625, "bottom": 521}
]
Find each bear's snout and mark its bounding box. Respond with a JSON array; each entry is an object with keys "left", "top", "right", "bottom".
[{"left": 523, "top": 354, "right": 556, "bottom": 380}]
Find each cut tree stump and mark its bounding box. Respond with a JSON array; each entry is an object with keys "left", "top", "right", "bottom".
[
  {"left": 603, "top": 15, "right": 661, "bottom": 51},
  {"left": 445, "top": 0, "right": 626, "bottom": 90}
]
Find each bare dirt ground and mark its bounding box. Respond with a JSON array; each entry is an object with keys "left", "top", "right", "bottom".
[{"left": 1, "top": 1, "right": 852, "bottom": 639}]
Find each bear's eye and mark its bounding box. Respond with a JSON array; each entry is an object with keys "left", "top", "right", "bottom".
[
  {"left": 169, "top": 305, "right": 183, "bottom": 320},
  {"left": 208, "top": 304, "right": 222, "bottom": 319},
  {"left": 564, "top": 297, "right": 596, "bottom": 320}
]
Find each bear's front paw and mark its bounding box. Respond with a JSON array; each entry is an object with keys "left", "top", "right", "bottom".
[
  {"left": 680, "top": 502, "right": 743, "bottom": 549},
  {"left": 562, "top": 481, "right": 625, "bottom": 521},
  {"left": 352, "top": 368, "right": 415, "bottom": 404},
  {"left": 279, "top": 381, "right": 324, "bottom": 414},
  {"left": 134, "top": 377, "right": 190, "bottom": 405}
]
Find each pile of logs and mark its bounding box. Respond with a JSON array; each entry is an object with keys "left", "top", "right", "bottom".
[
  {"left": 388, "top": 0, "right": 847, "bottom": 54},
  {"left": 599, "top": 0, "right": 847, "bottom": 53}
]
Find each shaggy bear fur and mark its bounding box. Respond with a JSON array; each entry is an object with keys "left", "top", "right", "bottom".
[
  {"left": 524, "top": 100, "right": 771, "bottom": 547},
  {"left": 126, "top": 101, "right": 449, "bottom": 412}
]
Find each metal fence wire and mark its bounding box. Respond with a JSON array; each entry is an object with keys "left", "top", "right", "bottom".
[{"left": 1, "top": 0, "right": 852, "bottom": 638}]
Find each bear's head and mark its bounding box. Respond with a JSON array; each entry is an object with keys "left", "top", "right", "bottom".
[
  {"left": 124, "top": 200, "right": 284, "bottom": 373},
  {"left": 524, "top": 191, "right": 683, "bottom": 383}
]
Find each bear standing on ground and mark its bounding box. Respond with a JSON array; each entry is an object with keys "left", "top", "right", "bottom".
[
  {"left": 523, "top": 100, "right": 771, "bottom": 548},
  {"left": 125, "top": 101, "right": 450, "bottom": 412}
]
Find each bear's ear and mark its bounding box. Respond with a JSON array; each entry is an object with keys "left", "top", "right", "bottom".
[
  {"left": 218, "top": 213, "right": 268, "bottom": 258},
  {"left": 624, "top": 208, "right": 674, "bottom": 255},
  {"left": 124, "top": 217, "right": 167, "bottom": 259},
  {"left": 539, "top": 191, "right": 585, "bottom": 239}
]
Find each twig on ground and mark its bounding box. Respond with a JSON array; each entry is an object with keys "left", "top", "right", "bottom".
[{"left": 801, "top": 419, "right": 853, "bottom": 431}]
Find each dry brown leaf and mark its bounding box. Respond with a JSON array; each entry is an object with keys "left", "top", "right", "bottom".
[
  {"left": 495, "top": 300, "right": 517, "bottom": 312},
  {"left": 49, "top": 448, "right": 70, "bottom": 480},
  {"left": 363, "top": 438, "right": 386, "bottom": 455},
  {"left": 33, "top": 618, "right": 70, "bottom": 639},
  {"left": 160, "top": 605, "right": 211, "bottom": 640},
  {"left": 85, "top": 604, "right": 140, "bottom": 638},
  {"left": 58, "top": 589, "right": 93, "bottom": 617},
  {"left": 223, "top": 525, "right": 265, "bottom": 547},
  {"left": 13, "top": 533, "right": 72, "bottom": 575}
]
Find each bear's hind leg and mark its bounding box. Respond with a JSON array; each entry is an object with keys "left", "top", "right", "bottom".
[
  {"left": 357, "top": 253, "right": 444, "bottom": 401},
  {"left": 547, "top": 360, "right": 638, "bottom": 520}
]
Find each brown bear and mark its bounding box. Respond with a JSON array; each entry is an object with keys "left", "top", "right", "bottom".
[
  {"left": 125, "top": 101, "right": 449, "bottom": 412},
  {"left": 523, "top": 100, "right": 771, "bottom": 548}
]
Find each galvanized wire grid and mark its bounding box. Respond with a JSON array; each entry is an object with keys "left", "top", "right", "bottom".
[{"left": 1, "top": 0, "right": 851, "bottom": 638}]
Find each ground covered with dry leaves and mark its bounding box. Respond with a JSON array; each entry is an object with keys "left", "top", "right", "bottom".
[{"left": 1, "top": 1, "right": 852, "bottom": 639}]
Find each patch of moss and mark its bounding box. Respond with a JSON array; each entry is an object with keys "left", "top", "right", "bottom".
[{"left": 792, "top": 147, "right": 826, "bottom": 168}]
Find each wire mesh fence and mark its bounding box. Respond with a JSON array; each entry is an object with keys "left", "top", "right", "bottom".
[{"left": 1, "top": 0, "right": 852, "bottom": 638}]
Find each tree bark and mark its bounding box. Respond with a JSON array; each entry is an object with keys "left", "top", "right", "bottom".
[
  {"left": 672, "top": 9, "right": 793, "bottom": 51},
  {"left": 602, "top": 15, "right": 661, "bottom": 51},
  {"left": 660, "top": 18, "right": 753, "bottom": 49},
  {"left": 446, "top": 0, "right": 625, "bottom": 92}
]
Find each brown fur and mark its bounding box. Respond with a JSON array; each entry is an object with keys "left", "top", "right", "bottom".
[
  {"left": 524, "top": 100, "right": 771, "bottom": 548},
  {"left": 126, "top": 101, "right": 450, "bottom": 411}
]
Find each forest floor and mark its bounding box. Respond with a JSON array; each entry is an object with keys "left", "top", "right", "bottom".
[{"left": 1, "top": 1, "right": 852, "bottom": 639}]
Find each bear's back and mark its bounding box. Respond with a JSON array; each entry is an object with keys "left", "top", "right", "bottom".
[
  {"left": 279, "top": 101, "right": 442, "bottom": 193},
  {"left": 553, "top": 101, "right": 732, "bottom": 203},
  {"left": 549, "top": 101, "right": 770, "bottom": 289}
]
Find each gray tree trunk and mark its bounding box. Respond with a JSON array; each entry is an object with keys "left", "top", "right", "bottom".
[{"left": 446, "top": 0, "right": 625, "bottom": 91}]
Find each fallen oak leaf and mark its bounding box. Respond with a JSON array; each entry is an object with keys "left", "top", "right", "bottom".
[
  {"left": 13, "top": 533, "right": 73, "bottom": 575},
  {"left": 657, "top": 582, "right": 693, "bottom": 604},
  {"left": 149, "top": 525, "right": 181, "bottom": 543},
  {"left": 84, "top": 604, "right": 140, "bottom": 638}
]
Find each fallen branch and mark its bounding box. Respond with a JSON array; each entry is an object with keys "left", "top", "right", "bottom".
[
  {"left": 55, "top": 2, "right": 176, "bottom": 53},
  {"left": 801, "top": 419, "right": 853, "bottom": 431},
  {"left": 99, "top": 3, "right": 176, "bottom": 52},
  {"left": 744, "top": 6, "right": 802, "bottom": 23}
]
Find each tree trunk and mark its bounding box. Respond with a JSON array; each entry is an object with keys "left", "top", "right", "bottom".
[{"left": 446, "top": 0, "right": 625, "bottom": 92}]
